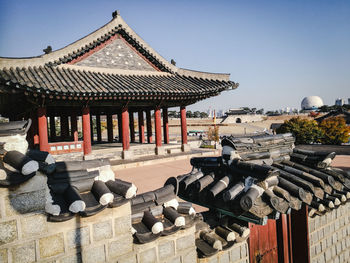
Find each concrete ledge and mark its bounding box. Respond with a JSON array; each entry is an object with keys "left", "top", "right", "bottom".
[
  {"left": 112, "top": 150, "right": 220, "bottom": 171},
  {"left": 167, "top": 148, "right": 182, "bottom": 154}
]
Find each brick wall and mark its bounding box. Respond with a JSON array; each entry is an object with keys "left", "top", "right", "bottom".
[
  {"left": 0, "top": 173, "right": 199, "bottom": 263},
  {"left": 308, "top": 202, "right": 350, "bottom": 263},
  {"left": 197, "top": 241, "right": 249, "bottom": 263}
]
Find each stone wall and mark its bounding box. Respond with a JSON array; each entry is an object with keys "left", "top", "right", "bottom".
[
  {"left": 308, "top": 202, "right": 350, "bottom": 263},
  {"left": 0, "top": 172, "right": 198, "bottom": 263},
  {"left": 197, "top": 241, "right": 249, "bottom": 263}
]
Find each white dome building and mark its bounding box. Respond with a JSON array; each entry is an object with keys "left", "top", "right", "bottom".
[{"left": 301, "top": 96, "right": 324, "bottom": 110}]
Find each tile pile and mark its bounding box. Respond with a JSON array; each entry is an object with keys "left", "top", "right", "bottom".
[{"left": 165, "top": 133, "right": 350, "bottom": 257}]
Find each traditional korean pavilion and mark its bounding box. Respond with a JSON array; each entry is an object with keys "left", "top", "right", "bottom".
[{"left": 0, "top": 11, "right": 237, "bottom": 157}]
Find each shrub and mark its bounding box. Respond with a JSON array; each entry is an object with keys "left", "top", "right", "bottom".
[
  {"left": 319, "top": 116, "right": 350, "bottom": 145},
  {"left": 208, "top": 126, "right": 220, "bottom": 142},
  {"left": 276, "top": 117, "right": 324, "bottom": 144}
]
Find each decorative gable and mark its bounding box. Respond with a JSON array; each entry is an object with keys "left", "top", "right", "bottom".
[{"left": 75, "top": 37, "right": 156, "bottom": 71}]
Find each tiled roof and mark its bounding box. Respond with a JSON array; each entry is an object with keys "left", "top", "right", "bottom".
[{"left": 0, "top": 65, "right": 236, "bottom": 98}]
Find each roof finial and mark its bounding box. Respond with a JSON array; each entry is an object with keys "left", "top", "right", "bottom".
[
  {"left": 43, "top": 46, "right": 52, "bottom": 54},
  {"left": 112, "top": 10, "right": 120, "bottom": 19},
  {"left": 171, "top": 59, "right": 176, "bottom": 66}
]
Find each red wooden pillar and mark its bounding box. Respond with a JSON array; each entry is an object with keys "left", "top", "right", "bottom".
[
  {"left": 138, "top": 111, "right": 145, "bottom": 143},
  {"left": 60, "top": 115, "right": 69, "bottom": 141},
  {"left": 107, "top": 114, "right": 113, "bottom": 143},
  {"left": 49, "top": 115, "right": 56, "bottom": 142},
  {"left": 118, "top": 113, "right": 122, "bottom": 143},
  {"left": 129, "top": 112, "right": 135, "bottom": 143},
  {"left": 96, "top": 114, "right": 102, "bottom": 142},
  {"left": 146, "top": 110, "right": 152, "bottom": 143},
  {"left": 82, "top": 106, "right": 92, "bottom": 155},
  {"left": 37, "top": 107, "right": 49, "bottom": 152},
  {"left": 163, "top": 108, "right": 169, "bottom": 144},
  {"left": 154, "top": 107, "right": 162, "bottom": 147},
  {"left": 290, "top": 204, "right": 310, "bottom": 263},
  {"left": 71, "top": 114, "right": 78, "bottom": 142},
  {"left": 122, "top": 107, "right": 130, "bottom": 151},
  {"left": 180, "top": 106, "right": 187, "bottom": 145}
]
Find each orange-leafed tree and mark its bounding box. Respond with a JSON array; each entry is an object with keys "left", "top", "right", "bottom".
[{"left": 319, "top": 116, "right": 350, "bottom": 145}]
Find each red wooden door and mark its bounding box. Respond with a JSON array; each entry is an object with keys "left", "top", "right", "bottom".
[{"left": 249, "top": 219, "right": 279, "bottom": 263}]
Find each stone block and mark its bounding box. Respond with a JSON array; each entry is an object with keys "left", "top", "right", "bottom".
[
  {"left": 315, "top": 243, "right": 321, "bottom": 255},
  {"left": 59, "top": 253, "right": 82, "bottom": 263},
  {"left": 158, "top": 240, "right": 175, "bottom": 260},
  {"left": 325, "top": 248, "right": 331, "bottom": 261},
  {"left": 219, "top": 251, "right": 230, "bottom": 263},
  {"left": 66, "top": 226, "right": 90, "bottom": 249},
  {"left": 181, "top": 249, "right": 197, "bottom": 263},
  {"left": 93, "top": 220, "right": 113, "bottom": 241},
  {"left": 10, "top": 241, "right": 36, "bottom": 263},
  {"left": 39, "top": 233, "right": 65, "bottom": 258},
  {"left": 20, "top": 213, "right": 47, "bottom": 237},
  {"left": 122, "top": 150, "right": 134, "bottom": 160},
  {"left": 0, "top": 249, "right": 7, "bottom": 263},
  {"left": 108, "top": 234, "right": 133, "bottom": 259},
  {"left": 240, "top": 243, "right": 248, "bottom": 258},
  {"left": 318, "top": 228, "right": 324, "bottom": 240},
  {"left": 309, "top": 220, "right": 315, "bottom": 233},
  {"left": 155, "top": 146, "right": 166, "bottom": 155},
  {"left": 181, "top": 144, "right": 190, "bottom": 152},
  {"left": 0, "top": 220, "right": 17, "bottom": 245},
  {"left": 138, "top": 247, "right": 157, "bottom": 263},
  {"left": 208, "top": 255, "right": 219, "bottom": 263},
  {"left": 168, "top": 256, "right": 181, "bottom": 263},
  {"left": 114, "top": 215, "right": 131, "bottom": 236},
  {"left": 230, "top": 246, "right": 241, "bottom": 262},
  {"left": 5, "top": 190, "right": 46, "bottom": 216},
  {"left": 116, "top": 252, "right": 137, "bottom": 263},
  {"left": 176, "top": 234, "right": 195, "bottom": 252},
  {"left": 331, "top": 246, "right": 336, "bottom": 258},
  {"left": 82, "top": 245, "right": 106, "bottom": 263}
]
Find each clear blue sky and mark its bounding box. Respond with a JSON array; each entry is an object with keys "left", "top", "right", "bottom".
[{"left": 0, "top": 0, "right": 349, "bottom": 112}]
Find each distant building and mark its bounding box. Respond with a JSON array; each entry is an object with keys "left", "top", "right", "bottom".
[
  {"left": 217, "top": 110, "right": 224, "bottom": 117},
  {"left": 301, "top": 96, "right": 324, "bottom": 110},
  {"left": 335, "top": 98, "right": 345, "bottom": 106},
  {"left": 348, "top": 98, "right": 350, "bottom": 105},
  {"left": 221, "top": 108, "right": 263, "bottom": 124}
]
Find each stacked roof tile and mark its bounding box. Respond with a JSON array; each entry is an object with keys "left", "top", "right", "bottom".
[
  {"left": 0, "top": 65, "right": 234, "bottom": 98},
  {"left": 169, "top": 133, "right": 350, "bottom": 226}
]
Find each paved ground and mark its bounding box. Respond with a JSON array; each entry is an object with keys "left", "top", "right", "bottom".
[{"left": 116, "top": 159, "right": 193, "bottom": 194}]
